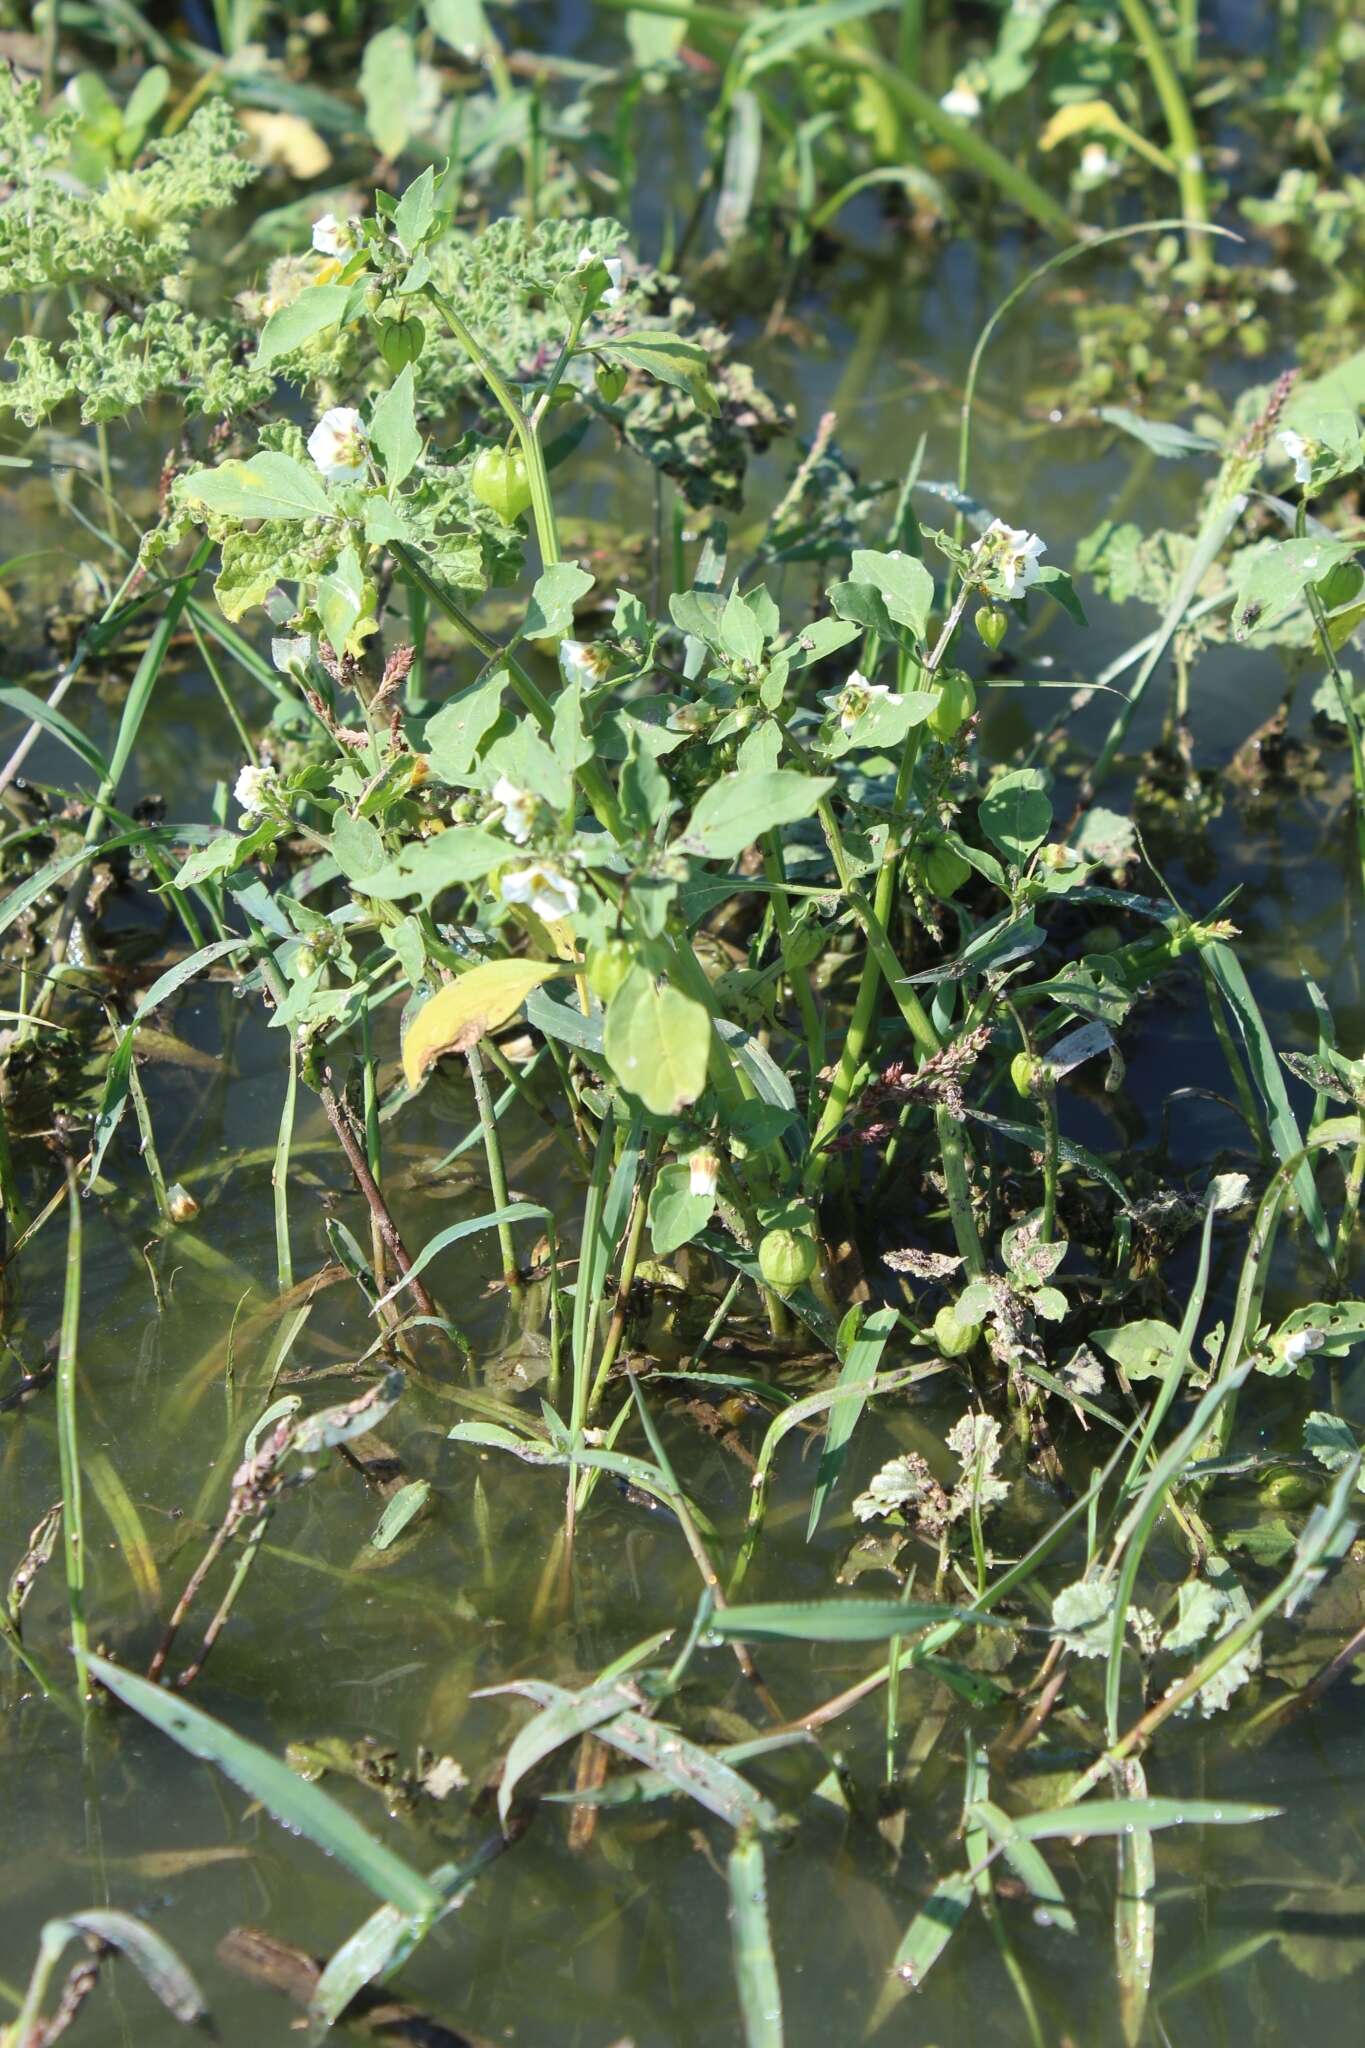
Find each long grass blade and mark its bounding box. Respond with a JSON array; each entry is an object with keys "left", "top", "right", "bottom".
[{"left": 728, "top": 1829, "right": 783, "bottom": 2048}]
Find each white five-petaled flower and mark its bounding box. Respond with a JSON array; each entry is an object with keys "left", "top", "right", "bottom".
[
  {"left": 492, "top": 775, "right": 536, "bottom": 845},
  {"left": 1278, "top": 429, "right": 1314, "bottom": 485},
  {"left": 234, "top": 763, "right": 275, "bottom": 818},
  {"left": 311, "top": 213, "right": 354, "bottom": 257},
  {"left": 688, "top": 1149, "right": 720, "bottom": 1200},
  {"left": 978, "top": 518, "right": 1047, "bottom": 598},
  {"left": 499, "top": 863, "right": 580, "bottom": 922},
  {"left": 940, "top": 83, "right": 981, "bottom": 120},
  {"left": 307, "top": 406, "right": 368, "bottom": 482},
  {"left": 559, "top": 638, "right": 611, "bottom": 685},
  {"left": 834, "top": 668, "right": 903, "bottom": 733},
  {"left": 1080, "top": 143, "right": 1118, "bottom": 180}
]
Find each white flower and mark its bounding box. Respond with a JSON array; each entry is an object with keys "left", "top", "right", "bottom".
[
  {"left": 1080, "top": 143, "right": 1118, "bottom": 180},
  {"left": 1278, "top": 429, "right": 1313, "bottom": 485},
  {"left": 576, "top": 245, "right": 625, "bottom": 306},
  {"left": 492, "top": 775, "right": 536, "bottom": 845},
  {"left": 499, "top": 863, "right": 580, "bottom": 922},
  {"left": 941, "top": 84, "right": 981, "bottom": 120},
  {"left": 1282, "top": 1327, "right": 1324, "bottom": 1367},
  {"left": 307, "top": 406, "right": 368, "bottom": 482},
  {"left": 688, "top": 1149, "right": 719, "bottom": 1200},
  {"left": 559, "top": 638, "right": 611, "bottom": 685},
  {"left": 271, "top": 634, "right": 312, "bottom": 676},
  {"left": 834, "top": 668, "right": 902, "bottom": 733},
  {"left": 311, "top": 212, "right": 354, "bottom": 257},
  {"left": 977, "top": 518, "right": 1047, "bottom": 598},
  {"left": 234, "top": 763, "right": 275, "bottom": 818}
]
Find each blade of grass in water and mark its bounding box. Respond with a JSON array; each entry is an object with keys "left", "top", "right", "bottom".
[
  {"left": 728, "top": 1829, "right": 783, "bottom": 2048},
  {"left": 88, "top": 1654, "right": 445, "bottom": 1919},
  {"left": 56, "top": 1163, "right": 88, "bottom": 1695}
]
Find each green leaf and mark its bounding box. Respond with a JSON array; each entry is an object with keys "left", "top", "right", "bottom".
[
  {"left": 392, "top": 164, "right": 439, "bottom": 252},
  {"left": 182, "top": 451, "right": 332, "bottom": 522},
  {"left": 729, "top": 1831, "right": 784, "bottom": 2048},
  {"left": 603, "top": 966, "right": 711, "bottom": 1116},
  {"left": 423, "top": 671, "right": 508, "bottom": 784},
  {"left": 1092, "top": 1319, "right": 1182, "bottom": 1381},
  {"left": 257, "top": 284, "right": 354, "bottom": 369},
  {"left": 648, "top": 1158, "right": 716, "bottom": 1255},
  {"left": 524, "top": 561, "right": 594, "bottom": 639},
  {"left": 596, "top": 332, "right": 718, "bottom": 416},
  {"left": 359, "top": 827, "right": 516, "bottom": 903},
  {"left": 1203, "top": 940, "right": 1330, "bottom": 1255},
  {"left": 360, "top": 24, "right": 420, "bottom": 159},
  {"left": 369, "top": 365, "right": 422, "bottom": 489},
  {"left": 0, "top": 684, "right": 108, "bottom": 780},
  {"left": 1231, "top": 535, "right": 1360, "bottom": 638},
  {"left": 849, "top": 547, "right": 934, "bottom": 643},
  {"left": 686, "top": 771, "right": 834, "bottom": 860},
  {"left": 888, "top": 1871, "right": 974, "bottom": 1994},
  {"left": 709, "top": 1599, "right": 1005, "bottom": 1643},
  {"left": 375, "top": 1201, "right": 552, "bottom": 1309},
  {"left": 88, "top": 1654, "right": 443, "bottom": 1920},
  {"left": 807, "top": 1306, "right": 898, "bottom": 1538},
  {"left": 1000, "top": 1797, "right": 1279, "bottom": 1842},
  {"left": 492, "top": 1674, "right": 644, "bottom": 1827},
  {"left": 1096, "top": 406, "right": 1219, "bottom": 460},
  {"left": 370, "top": 1479, "right": 431, "bottom": 1549},
  {"left": 330, "top": 808, "right": 386, "bottom": 882},
  {"left": 32, "top": 1912, "right": 206, "bottom": 2028},
  {"left": 979, "top": 768, "right": 1052, "bottom": 865}
]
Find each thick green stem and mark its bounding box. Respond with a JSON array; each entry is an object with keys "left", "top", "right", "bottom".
[
  {"left": 1116, "top": 0, "right": 1211, "bottom": 280},
  {"left": 424, "top": 285, "right": 560, "bottom": 565}
]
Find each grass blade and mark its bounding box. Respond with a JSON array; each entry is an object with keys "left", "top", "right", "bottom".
[
  {"left": 999, "top": 1796, "right": 1278, "bottom": 1841},
  {"left": 88, "top": 1654, "right": 444, "bottom": 1919},
  {"left": 1114, "top": 1760, "right": 1156, "bottom": 2047},
  {"left": 807, "top": 1304, "right": 897, "bottom": 1538},
  {"left": 56, "top": 1163, "right": 88, "bottom": 1693},
  {"left": 373, "top": 1201, "right": 551, "bottom": 1310},
  {"left": 728, "top": 1829, "right": 783, "bottom": 2048},
  {"left": 710, "top": 1599, "right": 1008, "bottom": 1643}
]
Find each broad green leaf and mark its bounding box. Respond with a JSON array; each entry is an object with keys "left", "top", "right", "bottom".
[
  {"left": 1231, "top": 535, "right": 1359, "bottom": 639},
  {"left": 423, "top": 671, "right": 509, "bottom": 784},
  {"left": 1092, "top": 1319, "right": 1182, "bottom": 1381},
  {"left": 849, "top": 547, "right": 934, "bottom": 643},
  {"left": 360, "top": 24, "right": 420, "bottom": 159},
  {"left": 729, "top": 1831, "right": 784, "bottom": 2048},
  {"left": 603, "top": 965, "right": 711, "bottom": 1115},
  {"left": 709, "top": 1599, "right": 1005, "bottom": 1643},
  {"left": 402, "top": 959, "right": 566, "bottom": 1085},
  {"left": 316, "top": 542, "right": 376, "bottom": 660},
  {"left": 182, "top": 451, "right": 331, "bottom": 522},
  {"left": 596, "top": 332, "right": 718, "bottom": 416},
  {"left": 979, "top": 768, "right": 1052, "bottom": 865},
  {"left": 627, "top": 3, "right": 686, "bottom": 63},
  {"left": 330, "top": 808, "right": 386, "bottom": 882},
  {"left": 648, "top": 1158, "right": 717, "bottom": 1255},
  {"left": 426, "top": 0, "right": 493, "bottom": 52},
  {"left": 524, "top": 561, "right": 594, "bottom": 639},
  {"left": 369, "top": 365, "right": 422, "bottom": 488},
  {"left": 88, "top": 1655, "right": 443, "bottom": 1920},
  {"left": 360, "top": 827, "right": 516, "bottom": 902},
  {"left": 392, "top": 163, "right": 439, "bottom": 252},
  {"left": 257, "top": 284, "right": 354, "bottom": 369},
  {"left": 686, "top": 770, "right": 834, "bottom": 860}
]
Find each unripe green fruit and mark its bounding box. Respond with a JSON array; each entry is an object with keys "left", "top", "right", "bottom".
[
  {"left": 924, "top": 840, "right": 971, "bottom": 899},
  {"left": 1011, "top": 1051, "right": 1044, "bottom": 1098},
  {"left": 933, "top": 1303, "right": 981, "bottom": 1357},
  {"left": 974, "top": 605, "right": 1007, "bottom": 651},
  {"left": 595, "top": 361, "right": 628, "bottom": 404},
  {"left": 470, "top": 446, "right": 532, "bottom": 522},
  {"left": 1258, "top": 1468, "right": 1316, "bottom": 1509},
  {"left": 377, "top": 315, "right": 425, "bottom": 372},
  {"left": 586, "top": 940, "right": 633, "bottom": 1003},
  {"left": 927, "top": 670, "right": 977, "bottom": 741},
  {"left": 758, "top": 1228, "right": 818, "bottom": 1291},
  {"left": 1315, "top": 561, "right": 1361, "bottom": 610},
  {"left": 1086, "top": 923, "right": 1123, "bottom": 954}
]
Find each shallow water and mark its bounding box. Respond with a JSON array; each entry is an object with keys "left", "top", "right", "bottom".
[{"left": 2, "top": 14, "right": 1364, "bottom": 2044}]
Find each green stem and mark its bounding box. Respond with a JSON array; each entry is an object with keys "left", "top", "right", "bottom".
[
  {"left": 1116, "top": 0, "right": 1211, "bottom": 279},
  {"left": 468, "top": 1042, "right": 521, "bottom": 1290},
  {"left": 424, "top": 284, "right": 560, "bottom": 566},
  {"left": 57, "top": 1161, "right": 89, "bottom": 1696}
]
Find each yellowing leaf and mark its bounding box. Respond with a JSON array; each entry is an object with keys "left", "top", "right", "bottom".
[
  {"left": 1039, "top": 100, "right": 1123, "bottom": 151},
  {"left": 403, "top": 960, "right": 564, "bottom": 1086},
  {"left": 240, "top": 110, "right": 333, "bottom": 178}
]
